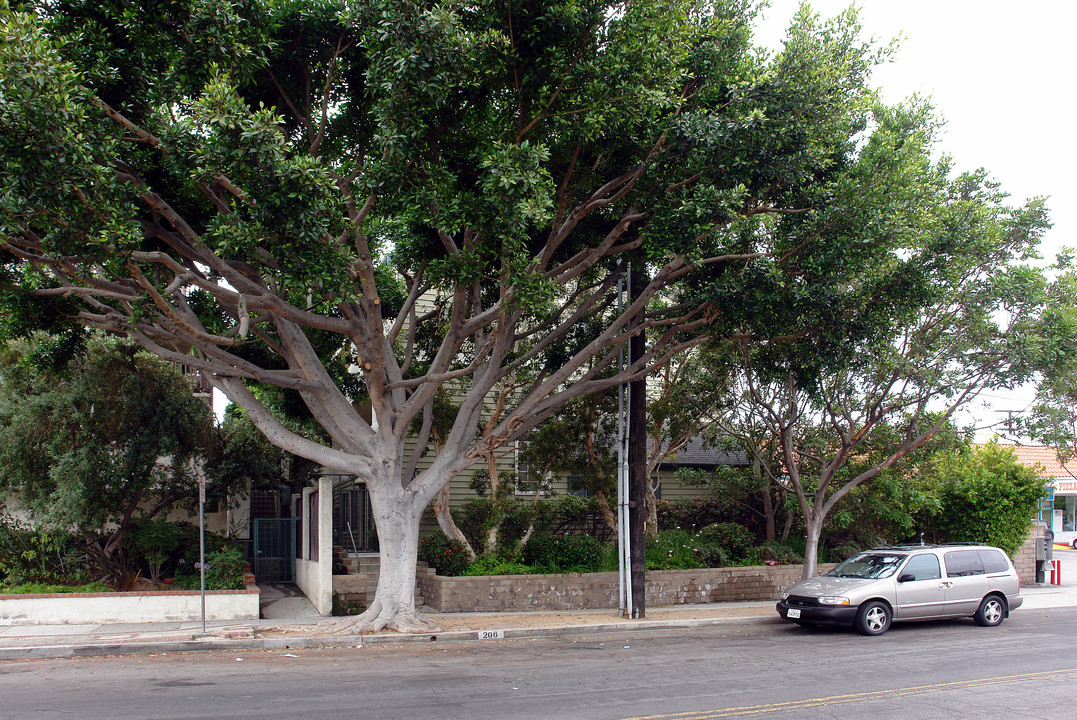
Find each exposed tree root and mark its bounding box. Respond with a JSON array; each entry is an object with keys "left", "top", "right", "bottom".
[{"left": 303, "top": 599, "right": 442, "bottom": 636}]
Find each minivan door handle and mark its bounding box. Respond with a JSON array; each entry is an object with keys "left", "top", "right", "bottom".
[{"left": 939, "top": 581, "right": 952, "bottom": 589}]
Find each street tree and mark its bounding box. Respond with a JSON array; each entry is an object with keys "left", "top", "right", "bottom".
[
  {"left": 0, "top": 334, "right": 222, "bottom": 559},
  {"left": 704, "top": 377, "right": 797, "bottom": 544},
  {"left": 732, "top": 101, "right": 1050, "bottom": 578},
  {"left": 1016, "top": 267, "right": 1077, "bottom": 462},
  {"left": 0, "top": 0, "right": 891, "bottom": 630}
]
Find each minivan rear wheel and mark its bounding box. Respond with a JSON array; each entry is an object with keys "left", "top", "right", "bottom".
[
  {"left": 854, "top": 600, "right": 892, "bottom": 636},
  {"left": 974, "top": 595, "right": 1007, "bottom": 627}
]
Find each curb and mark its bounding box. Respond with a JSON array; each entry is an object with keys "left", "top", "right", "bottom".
[{"left": 0, "top": 613, "right": 783, "bottom": 661}]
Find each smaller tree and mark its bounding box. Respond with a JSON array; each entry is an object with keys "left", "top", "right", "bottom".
[
  {"left": 730, "top": 99, "right": 1049, "bottom": 578},
  {"left": 0, "top": 334, "right": 224, "bottom": 559},
  {"left": 1018, "top": 266, "right": 1077, "bottom": 461}
]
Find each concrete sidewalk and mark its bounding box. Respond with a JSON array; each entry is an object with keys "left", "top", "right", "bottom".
[{"left": 1, "top": 581, "right": 1075, "bottom": 661}]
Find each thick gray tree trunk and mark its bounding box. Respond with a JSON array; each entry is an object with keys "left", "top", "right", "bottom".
[{"left": 801, "top": 515, "right": 824, "bottom": 580}]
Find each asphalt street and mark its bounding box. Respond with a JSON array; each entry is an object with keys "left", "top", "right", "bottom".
[{"left": 2, "top": 604, "right": 1074, "bottom": 720}]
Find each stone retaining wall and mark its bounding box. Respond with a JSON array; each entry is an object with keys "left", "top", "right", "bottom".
[{"left": 416, "top": 563, "right": 834, "bottom": 613}]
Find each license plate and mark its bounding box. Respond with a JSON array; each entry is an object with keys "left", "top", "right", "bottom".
[{"left": 787, "top": 608, "right": 801, "bottom": 619}]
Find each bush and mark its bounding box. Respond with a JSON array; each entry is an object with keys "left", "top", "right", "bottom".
[
  {"left": 825, "top": 543, "right": 862, "bottom": 563},
  {"left": 453, "top": 495, "right": 616, "bottom": 557},
  {"left": 645, "top": 529, "right": 705, "bottom": 570},
  {"left": 418, "top": 531, "right": 471, "bottom": 577},
  {"left": 176, "top": 545, "right": 246, "bottom": 590},
  {"left": 531, "top": 495, "right": 614, "bottom": 541},
  {"left": 172, "top": 524, "right": 237, "bottom": 581},
  {"left": 696, "top": 522, "right": 755, "bottom": 561},
  {"left": 929, "top": 445, "right": 1047, "bottom": 556},
  {"left": 522, "top": 532, "right": 606, "bottom": 572},
  {"left": 0, "top": 518, "right": 85, "bottom": 586},
  {"left": 462, "top": 555, "right": 534, "bottom": 576},
  {"left": 452, "top": 498, "right": 531, "bottom": 555},
  {"left": 751, "top": 541, "right": 803, "bottom": 565},
  {"left": 693, "top": 544, "right": 728, "bottom": 568},
  {"left": 132, "top": 518, "right": 182, "bottom": 582}
]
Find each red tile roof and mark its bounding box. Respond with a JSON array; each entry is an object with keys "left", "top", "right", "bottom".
[{"left": 996, "top": 445, "right": 1077, "bottom": 479}]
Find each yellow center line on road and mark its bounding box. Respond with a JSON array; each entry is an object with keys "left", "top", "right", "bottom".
[{"left": 618, "top": 668, "right": 1077, "bottom": 720}]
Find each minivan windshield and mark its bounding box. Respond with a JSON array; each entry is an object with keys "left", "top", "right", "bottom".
[{"left": 826, "top": 553, "right": 906, "bottom": 579}]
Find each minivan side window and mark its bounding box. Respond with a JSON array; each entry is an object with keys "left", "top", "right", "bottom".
[
  {"left": 979, "top": 549, "right": 1010, "bottom": 574},
  {"left": 902, "top": 553, "right": 941, "bottom": 581},
  {"left": 944, "top": 550, "right": 985, "bottom": 577}
]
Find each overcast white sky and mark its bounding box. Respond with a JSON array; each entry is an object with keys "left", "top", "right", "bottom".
[{"left": 756, "top": 1, "right": 1076, "bottom": 440}]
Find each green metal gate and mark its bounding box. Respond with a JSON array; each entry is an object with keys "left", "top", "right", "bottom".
[{"left": 253, "top": 517, "right": 298, "bottom": 583}]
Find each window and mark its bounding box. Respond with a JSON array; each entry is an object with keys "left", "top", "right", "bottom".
[
  {"left": 901, "top": 553, "right": 941, "bottom": 581},
  {"left": 515, "top": 441, "right": 545, "bottom": 494},
  {"left": 944, "top": 550, "right": 985, "bottom": 577},
  {"left": 1056, "top": 494, "right": 1076, "bottom": 532},
  {"left": 307, "top": 491, "right": 319, "bottom": 562},
  {"left": 514, "top": 461, "right": 548, "bottom": 495},
  {"left": 568, "top": 475, "right": 592, "bottom": 499},
  {"left": 828, "top": 553, "right": 904, "bottom": 579},
  {"left": 979, "top": 549, "right": 1010, "bottom": 574},
  {"left": 515, "top": 471, "right": 540, "bottom": 494}
]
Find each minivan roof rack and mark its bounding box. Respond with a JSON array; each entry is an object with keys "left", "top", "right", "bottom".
[{"left": 869, "top": 542, "right": 985, "bottom": 551}]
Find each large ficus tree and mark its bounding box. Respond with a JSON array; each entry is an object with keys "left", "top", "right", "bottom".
[{"left": 0, "top": 0, "right": 890, "bottom": 630}]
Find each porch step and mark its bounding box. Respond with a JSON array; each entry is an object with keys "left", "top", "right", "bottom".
[
  {"left": 332, "top": 546, "right": 359, "bottom": 574},
  {"left": 331, "top": 554, "right": 424, "bottom": 613}
]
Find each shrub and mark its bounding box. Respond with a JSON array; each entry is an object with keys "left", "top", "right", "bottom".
[
  {"left": 532, "top": 495, "right": 614, "bottom": 541},
  {"left": 453, "top": 495, "right": 616, "bottom": 557},
  {"left": 418, "top": 531, "right": 471, "bottom": 577},
  {"left": 752, "top": 541, "right": 803, "bottom": 565},
  {"left": 696, "top": 522, "right": 755, "bottom": 561},
  {"left": 522, "top": 532, "right": 605, "bottom": 572},
  {"left": 693, "top": 544, "right": 728, "bottom": 568},
  {"left": 83, "top": 543, "right": 142, "bottom": 591},
  {"left": 453, "top": 498, "right": 528, "bottom": 554},
  {"left": 176, "top": 544, "right": 246, "bottom": 590},
  {"left": 0, "top": 518, "right": 84, "bottom": 586},
  {"left": 204, "top": 545, "right": 246, "bottom": 590},
  {"left": 168, "top": 524, "right": 239, "bottom": 581},
  {"left": 132, "top": 518, "right": 182, "bottom": 582},
  {"left": 656, "top": 496, "right": 747, "bottom": 533},
  {"left": 825, "top": 543, "right": 862, "bottom": 563},
  {"left": 462, "top": 555, "right": 533, "bottom": 576},
  {"left": 929, "top": 444, "right": 1047, "bottom": 556},
  {"left": 645, "top": 529, "right": 705, "bottom": 570}
]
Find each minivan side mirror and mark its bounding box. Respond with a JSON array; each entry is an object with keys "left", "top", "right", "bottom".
[{"left": 898, "top": 573, "right": 916, "bottom": 583}]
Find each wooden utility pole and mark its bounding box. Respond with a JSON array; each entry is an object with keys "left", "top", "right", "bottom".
[{"left": 628, "top": 260, "right": 647, "bottom": 618}]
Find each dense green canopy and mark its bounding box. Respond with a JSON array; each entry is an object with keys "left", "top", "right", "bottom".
[{"left": 2, "top": 0, "right": 1041, "bottom": 629}]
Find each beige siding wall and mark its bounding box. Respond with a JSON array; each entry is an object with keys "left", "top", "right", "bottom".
[{"left": 652, "top": 468, "right": 706, "bottom": 502}]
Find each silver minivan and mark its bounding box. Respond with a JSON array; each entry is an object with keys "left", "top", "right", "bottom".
[{"left": 775, "top": 544, "right": 1024, "bottom": 635}]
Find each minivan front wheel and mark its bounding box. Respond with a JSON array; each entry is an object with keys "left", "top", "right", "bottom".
[
  {"left": 854, "top": 601, "right": 892, "bottom": 636},
  {"left": 974, "top": 595, "right": 1007, "bottom": 627}
]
